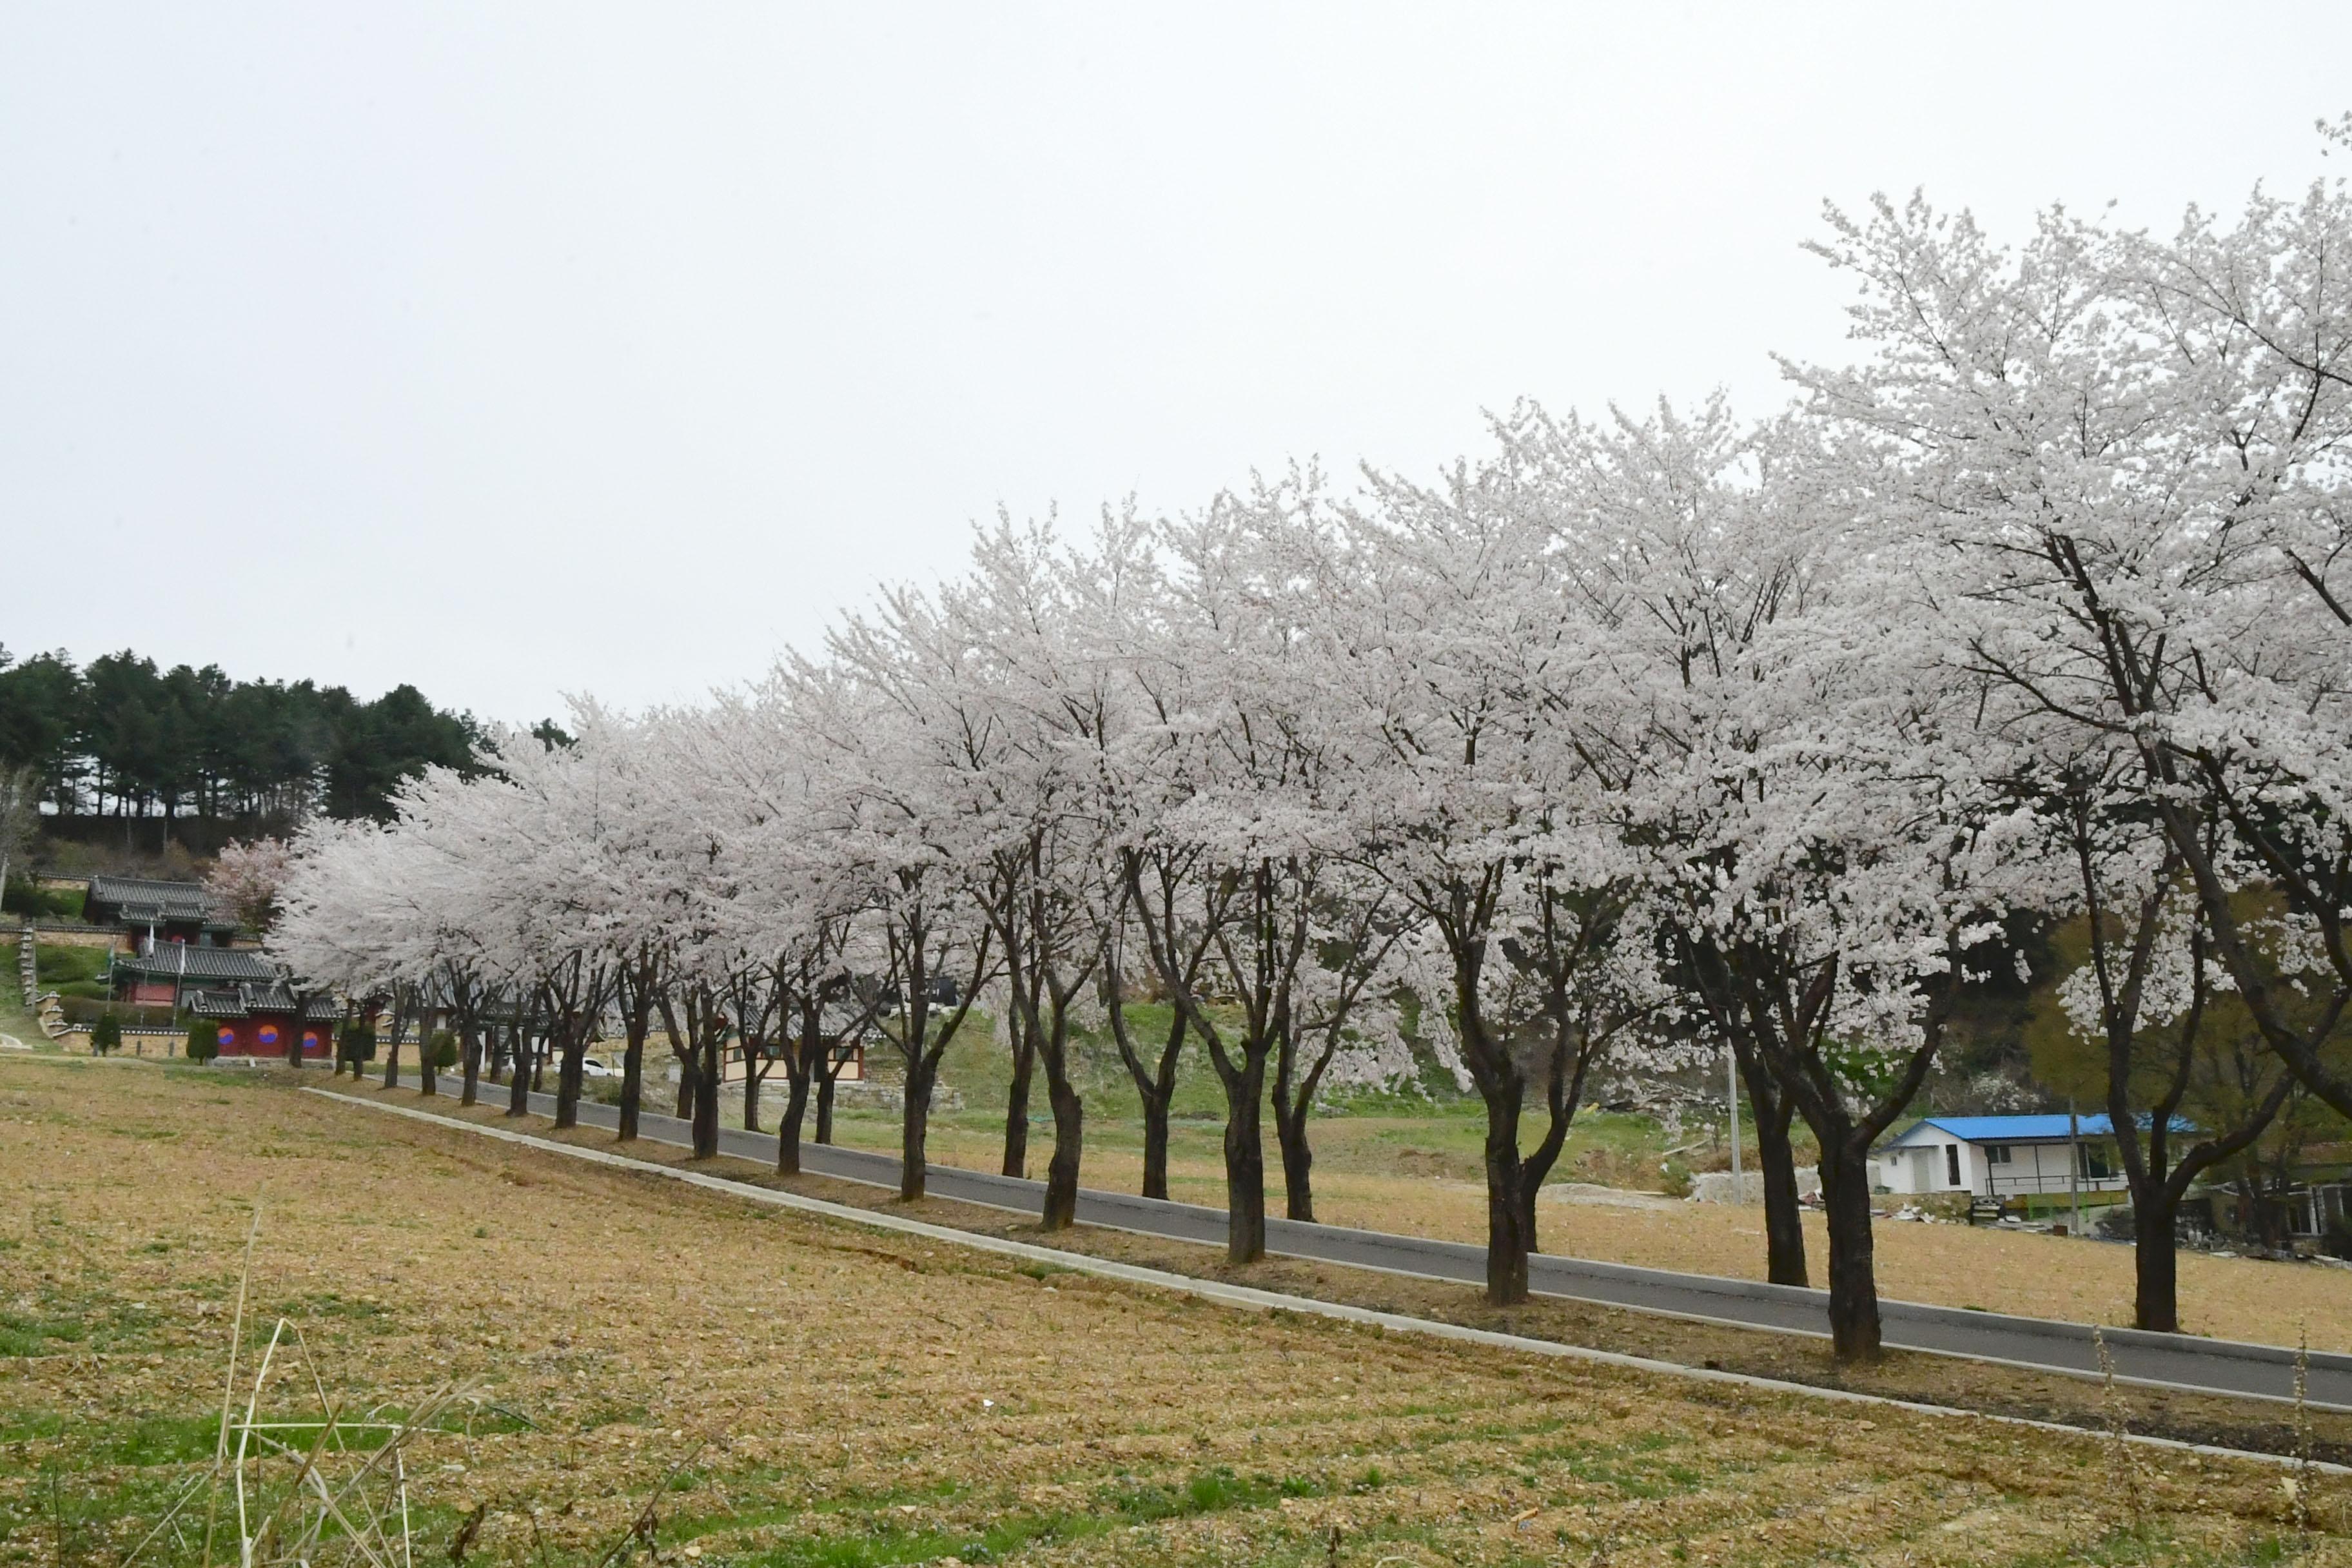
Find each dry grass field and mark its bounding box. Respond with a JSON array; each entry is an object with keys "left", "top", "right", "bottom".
[
  {"left": 823, "top": 1113, "right": 2352, "bottom": 1355},
  {"left": 6, "top": 1059, "right": 2352, "bottom": 1568}
]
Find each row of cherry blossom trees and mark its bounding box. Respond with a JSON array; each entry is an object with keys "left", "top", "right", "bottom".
[{"left": 268, "top": 124, "right": 2352, "bottom": 1360}]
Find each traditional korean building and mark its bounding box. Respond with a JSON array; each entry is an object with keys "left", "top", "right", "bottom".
[
  {"left": 186, "top": 983, "right": 337, "bottom": 1061},
  {"left": 108, "top": 945, "right": 335, "bottom": 1060},
  {"left": 83, "top": 876, "right": 242, "bottom": 949}
]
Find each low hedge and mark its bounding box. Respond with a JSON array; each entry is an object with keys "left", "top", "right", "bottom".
[
  {"left": 2, "top": 880, "right": 86, "bottom": 921},
  {"left": 33, "top": 944, "right": 110, "bottom": 988}
]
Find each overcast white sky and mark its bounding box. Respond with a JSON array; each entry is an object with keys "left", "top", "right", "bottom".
[{"left": 5, "top": 4, "right": 2349, "bottom": 723}]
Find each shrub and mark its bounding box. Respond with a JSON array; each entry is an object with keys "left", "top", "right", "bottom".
[
  {"left": 3, "top": 879, "right": 86, "bottom": 921},
  {"left": 429, "top": 1030, "right": 458, "bottom": 1070},
  {"left": 34, "top": 943, "right": 110, "bottom": 988},
  {"left": 1658, "top": 1157, "right": 1694, "bottom": 1199},
  {"left": 89, "top": 1014, "right": 122, "bottom": 1055},
  {"left": 338, "top": 1023, "right": 377, "bottom": 1067},
  {"left": 186, "top": 1023, "right": 219, "bottom": 1064}
]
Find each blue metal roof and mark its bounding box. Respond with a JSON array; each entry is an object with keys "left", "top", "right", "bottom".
[
  {"left": 1894, "top": 1114, "right": 2115, "bottom": 1144},
  {"left": 1889, "top": 1113, "right": 2193, "bottom": 1144}
]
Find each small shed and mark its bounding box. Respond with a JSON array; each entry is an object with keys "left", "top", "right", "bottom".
[{"left": 1872, "top": 1114, "right": 2135, "bottom": 1199}]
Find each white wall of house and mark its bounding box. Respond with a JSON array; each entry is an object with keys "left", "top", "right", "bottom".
[
  {"left": 1872, "top": 1131, "right": 1977, "bottom": 1195},
  {"left": 1871, "top": 1132, "right": 2131, "bottom": 1197}
]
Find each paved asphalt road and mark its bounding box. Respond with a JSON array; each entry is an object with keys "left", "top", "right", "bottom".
[{"left": 456, "top": 1081, "right": 2352, "bottom": 1409}]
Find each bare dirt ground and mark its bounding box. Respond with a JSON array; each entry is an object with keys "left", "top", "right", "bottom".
[
  {"left": 834, "top": 1113, "right": 2352, "bottom": 1355},
  {"left": 8, "top": 1058, "right": 2352, "bottom": 1568}
]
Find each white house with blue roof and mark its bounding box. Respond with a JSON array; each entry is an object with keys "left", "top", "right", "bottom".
[{"left": 1872, "top": 1114, "right": 2131, "bottom": 1199}]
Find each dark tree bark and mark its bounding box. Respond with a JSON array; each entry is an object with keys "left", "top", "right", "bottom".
[
  {"left": 778, "top": 1066, "right": 812, "bottom": 1175},
  {"left": 544, "top": 956, "right": 610, "bottom": 1133},
  {"left": 380, "top": 995, "right": 406, "bottom": 1089},
  {"left": 1272, "top": 1097, "right": 1315, "bottom": 1222},
  {"left": 2132, "top": 1204, "right": 2183, "bottom": 1328},
  {"left": 1106, "top": 974, "right": 1186, "bottom": 1201},
  {"left": 658, "top": 986, "right": 730, "bottom": 1160},
  {"left": 1103, "top": 877, "right": 1214, "bottom": 1204},
  {"left": 1001, "top": 1014, "right": 1036, "bottom": 1181},
  {"left": 1268, "top": 901, "right": 1409, "bottom": 1228},
  {"left": 1220, "top": 1048, "right": 1270, "bottom": 1264},
  {"left": 1738, "top": 947, "right": 1952, "bottom": 1364},
  {"left": 777, "top": 964, "right": 882, "bottom": 1175},
  {"left": 672, "top": 1025, "right": 698, "bottom": 1121},
  {"left": 693, "top": 1019, "right": 721, "bottom": 1159},
  {"left": 614, "top": 944, "right": 665, "bottom": 1144},
  {"left": 724, "top": 963, "right": 783, "bottom": 1135},
  {"left": 417, "top": 1001, "right": 439, "bottom": 1097},
  {"left": 1125, "top": 852, "right": 1310, "bottom": 1266},
  {"left": 1681, "top": 934, "right": 1810, "bottom": 1288},
  {"left": 1818, "top": 1138, "right": 1881, "bottom": 1355},
  {"left": 458, "top": 1014, "right": 482, "bottom": 1108},
  {"left": 1041, "top": 1067, "right": 1083, "bottom": 1230},
  {"left": 1745, "top": 1054, "right": 1810, "bottom": 1288},
  {"left": 874, "top": 908, "right": 991, "bottom": 1203},
  {"left": 2061, "top": 799, "right": 2296, "bottom": 1331},
  {"left": 899, "top": 1054, "right": 936, "bottom": 1199},
  {"left": 505, "top": 1026, "right": 534, "bottom": 1117},
  {"left": 994, "top": 925, "right": 1093, "bottom": 1233}
]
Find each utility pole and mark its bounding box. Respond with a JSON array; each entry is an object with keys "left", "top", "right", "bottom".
[
  {"left": 2068, "top": 1097, "right": 2082, "bottom": 1236},
  {"left": 1727, "top": 1044, "right": 1744, "bottom": 1203}
]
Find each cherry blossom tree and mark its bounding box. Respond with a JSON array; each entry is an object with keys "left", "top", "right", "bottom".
[{"left": 207, "top": 837, "right": 295, "bottom": 937}]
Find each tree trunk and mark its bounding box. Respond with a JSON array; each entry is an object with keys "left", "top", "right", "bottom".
[
  {"left": 505, "top": 1034, "right": 532, "bottom": 1117},
  {"left": 1001, "top": 1027, "right": 1035, "bottom": 1179},
  {"left": 691, "top": 1032, "right": 721, "bottom": 1159},
  {"left": 743, "top": 1057, "right": 763, "bottom": 1133},
  {"left": 1220, "top": 1053, "right": 1269, "bottom": 1264},
  {"left": 554, "top": 1034, "right": 584, "bottom": 1131},
  {"left": 618, "top": 1022, "right": 645, "bottom": 1142},
  {"left": 1744, "top": 1053, "right": 1810, "bottom": 1288},
  {"left": 531, "top": 1045, "right": 545, "bottom": 1093},
  {"left": 418, "top": 1011, "right": 438, "bottom": 1097},
  {"left": 1273, "top": 1100, "right": 1315, "bottom": 1223},
  {"left": 816, "top": 1070, "right": 837, "bottom": 1144},
  {"left": 1140, "top": 1094, "right": 1171, "bottom": 1202},
  {"left": 899, "top": 1057, "right": 935, "bottom": 1201},
  {"left": 1819, "top": 1139, "right": 1883, "bottom": 1361},
  {"left": 673, "top": 1052, "right": 696, "bottom": 1119},
  {"left": 1041, "top": 1072, "right": 1083, "bottom": 1231},
  {"left": 459, "top": 1023, "right": 481, "bottom": 1108},
  {"left": 1480, "top": 1086, "right": 1532, "bottom": 1306},
  {"left": 778, "top": 1064, "right": 812, "bottom": 1175},
  {"left": 2133, "top": 1191, "right": 2181, "bottom": 1333}
]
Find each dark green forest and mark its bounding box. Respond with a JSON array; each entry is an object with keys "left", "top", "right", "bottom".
[{"left": 0, "top": 644, "right": 480, "bottom": 825}]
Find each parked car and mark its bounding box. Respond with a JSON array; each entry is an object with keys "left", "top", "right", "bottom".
[{"left": 578, "top": 1057, "right": 615, "bottom": 1078}]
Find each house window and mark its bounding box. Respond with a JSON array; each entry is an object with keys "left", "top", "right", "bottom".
[
  {"left": 1986, "top": 1145, "right": 2012, "bottom": 1164},
  {"left": 1945, "top": 1145, "right": 1961, "bottom": 1186}
]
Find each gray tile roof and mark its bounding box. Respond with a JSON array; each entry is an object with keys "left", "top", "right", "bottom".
[
  {"left": 113, "top": 946, "right": 278, "bottom": 983},
  {"left": 188, "top": 984, "right": 339, "bottom": 1020},
  {"left": 87, "top": 876, "right": 235, "bottom": 927}
]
